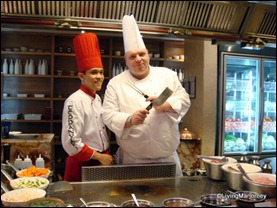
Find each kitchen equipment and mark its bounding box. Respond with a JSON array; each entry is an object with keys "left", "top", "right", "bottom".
[
  {"left": 131, "top": 193, "right": 140, "bottom": 207},
  {"left": 200, "top": 194, "right": 231, "bottom": 207},
  {"left": 80, "top": 201, "right": 116, "bottom": 207},
  {"left": 1, "top": 181, "right": 9, "bottom": 193},
  {"left": 146, "top": 87, "right": 173, "bottom": 110},
  {"left": 236, "top": 163, "right": 252, "bottom": 181},
  {"left": 80, "top": 198, "right": 89, "bottom": 207},
  {"left": 162, "top": 197, "right": 195, "bottom": 207},
  {"left": 24, "top": 197, "right": 65, "bottom": 207},
  {"left": 218, "top": 55, "right": 276, "bottom": 156},
  {"left": 235, "top": 191, "right": 266, "bottom": 207},
  {"left": 250, "top": 156, "right": 261, "bottom": 167},
  {"left": 221, "top": 163, "right": 261, "bottom": 190},
  {"left": 242, "top": 172, "right": 276, "bottom": 198},
  {"left": 261, "top": 159, "right": 272, "bottom": 173},
  {"left": 121, "top": 199, "right": 155, "bottom": 207},
  {"left": 6, "top": 160, "right": 19, "bottom": 172},
  {"left": 201, "top": 156, "right": 237, "bottom": 180},
  {"left": 127, "top": 82, "right": 149, "bottom": 98},
  {"left": 52, "top": 181, "right": 73, "bottom": 192},
  {"left": 197, "top": 155, "right": 228, "bottom": 163},
  {"left": 82, "top": 163, "right": 176, "bottom": 181},
  {"left": 1, "top": 188, "right": 46, "bottom": 207}
]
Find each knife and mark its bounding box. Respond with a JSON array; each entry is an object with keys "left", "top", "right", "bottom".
[{"left": 146, "top": 87, "right": 173, "bottom": 110}]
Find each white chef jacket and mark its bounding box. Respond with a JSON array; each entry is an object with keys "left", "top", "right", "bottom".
[
  {"left": 102, "top": 66, "right": 191, "bottom": 160},
  {"left": 62, "top": 89, "right": 109, "bottom": 156}
]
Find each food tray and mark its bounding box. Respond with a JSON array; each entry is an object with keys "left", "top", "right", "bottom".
[
  {"left": 1, "top": 114, "right": 18, "bottom": 120},
  {"left": 34, "top": 94, "right": 45, "bottom": 98},
  {"left": 17, "top": 93, "right": 28, "bottom": 97},
  {"left": 24, "top": 114, "right": 42, "bottom": 120}
]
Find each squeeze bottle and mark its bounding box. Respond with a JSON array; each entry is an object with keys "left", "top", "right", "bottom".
[
  {"left": 35, "top": 154, "right": 45, "bottom": 168},
  {"left": 14, "top": 155, "right": 23, "bottom": 170},
  {"left": 23, "top": 155, "right": 32, "bottom": 169}
]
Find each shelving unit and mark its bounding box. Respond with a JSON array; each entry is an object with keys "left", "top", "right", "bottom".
[{"left": 1, "top": 30, "right": 185, "bottom": 177}]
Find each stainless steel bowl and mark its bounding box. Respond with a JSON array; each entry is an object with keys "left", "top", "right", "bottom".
[
  {"left": 162, "top": 197, "right": 195, "bottom": 207},
  {"left": 121, "top": 199, "right": 155, "bottom": 207},
  {"left": 202, "top": 157, "right": 237, "bottom": 180},
  {"left": 200, "top": 194, "right": 231, "bottom": 207},
  {"left": 221, "top": 163, "right": 261, "bottom": 190},
  {"left": 80, "top": 201, "right": 116, "bottom": 207},
  {"left": 243, "top": 172, "right": 276, "bottom": 198},
  {"left": 235, "top": 191, "right": 266, "bottom": 207}
]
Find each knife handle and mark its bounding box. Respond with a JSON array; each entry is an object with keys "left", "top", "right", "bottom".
[{"left": 146, "top": 103, "right": 153, "bottom": 110}]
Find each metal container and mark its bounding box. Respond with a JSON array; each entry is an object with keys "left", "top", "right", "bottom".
[
  {"left": 121, "top": 199, "right": 155, "bottom": 207},
  {"left": 162, "top": 197, "right": 195, "bottom": 207},
  {"left": 221, "top": 163, "right": 262, "bottom": 190},
  {"left": 242, "top": 173, "right": 276, "bottom": 198},
  {"left": 200, "top": 194, "right": 231, "bottom": 207},
  {"left": 202, "top": 156, "right": 237, "bottom": 180},
  {"left": 235, "top": 191, "right": 266, "bottom": 207},
  {"left": 80, "top": 201, "right": 116, "bottom": 207}
]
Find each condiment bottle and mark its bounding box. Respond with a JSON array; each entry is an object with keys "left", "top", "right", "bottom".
[
  {"left": 239, "top": 153, "right": 249, "bottom": 163},
  {"left": 35, "top": 154, "right": 45, "bottom": 168},
  {"left": 23, "top": 155, "right": 32, "bottom": 169},
  {"left": 14, "top": 155, "right": 23, "bottom": 170},
  {"left": 261, "top": 159, "right": 272, "bottom": 174},
  {"left": 250, "top": 156, "right": 260, "bottom": 167}
]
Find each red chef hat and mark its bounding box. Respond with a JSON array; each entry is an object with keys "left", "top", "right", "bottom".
[{"left": 73, "top": 33, "right": 103, "bottom": 73}]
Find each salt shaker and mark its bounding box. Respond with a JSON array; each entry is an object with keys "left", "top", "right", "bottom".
[{"left": 261, "top": 159, "right": 272, "bottom": 174}]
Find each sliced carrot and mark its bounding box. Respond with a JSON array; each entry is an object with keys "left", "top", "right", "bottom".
[{"left": 17, "top": 165, "right": 49, "bottom": 177}]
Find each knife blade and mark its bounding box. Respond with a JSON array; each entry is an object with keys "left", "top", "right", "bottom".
[{"left": 146, "top": 87, "right": 173, "bottom": 110}]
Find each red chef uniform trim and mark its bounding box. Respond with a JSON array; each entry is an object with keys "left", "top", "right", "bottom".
[{"left": 80, "top": 85, "right": 95, "bottom": 98}]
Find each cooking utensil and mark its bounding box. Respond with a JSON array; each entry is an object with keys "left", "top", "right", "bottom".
[
  {"left": 236, "top": 163, "right": 252, "bottom": 181},
  {"left": 146, "top": 87, "right": 173, "bottom": 110},
  {"left": 80, "top": 198, "right": 89, "bottom": 207},
  {"left": 52, "top": 181, "right": 73, "bottom": 192},
  {"left": 6, "top": 160, "right": 19, "bottom": 172},
  {"left": 1, "top": 181, "right": 10, "bottom": 193},
  {"left": 131, "top": 193, "right": 140, "bottom": 207},
  {"left": 197, "top": 155, "right": 229, "bottom": 162},
  {"left": 127, "top": 82, "right": 149, "bottom": 98}
]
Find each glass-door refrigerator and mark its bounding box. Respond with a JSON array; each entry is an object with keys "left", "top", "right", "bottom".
[{"left": 217, "top": 50, "right": 276, "bottom": 156}]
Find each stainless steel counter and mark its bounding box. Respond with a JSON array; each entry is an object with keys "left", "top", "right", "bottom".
[{"left": 46, "top": 176, "right": 233, "bottom": 207}]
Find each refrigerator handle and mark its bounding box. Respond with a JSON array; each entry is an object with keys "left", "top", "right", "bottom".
[{"left": 259, "top": 87, "right": 264, "bottom": 125}]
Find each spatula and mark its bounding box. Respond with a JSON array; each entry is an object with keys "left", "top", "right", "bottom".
[{"left": 52, "top": 180, "right": 73, "bottom": 192}]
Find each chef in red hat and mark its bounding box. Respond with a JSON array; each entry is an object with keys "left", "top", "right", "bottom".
[{"left": 61, "top": 32, "right": 114, "bottom": 182}]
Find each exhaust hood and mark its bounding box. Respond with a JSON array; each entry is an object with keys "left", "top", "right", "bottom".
[{"left": 1, "top": 1, "right": 276, "bottom": 43}]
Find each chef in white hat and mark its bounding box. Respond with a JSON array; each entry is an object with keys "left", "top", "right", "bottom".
[{"left": 102, "top": 15, "right": 191, "bottom": 176}]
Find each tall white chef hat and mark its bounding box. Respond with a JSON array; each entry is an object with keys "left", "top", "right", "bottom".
[{"left": 122, "top": 15, "right": 146, "bottom": 53}]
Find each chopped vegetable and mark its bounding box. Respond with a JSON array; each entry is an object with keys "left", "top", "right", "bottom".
[{"left": 17, "top": 166, "right": 50, "bottom": 177}]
